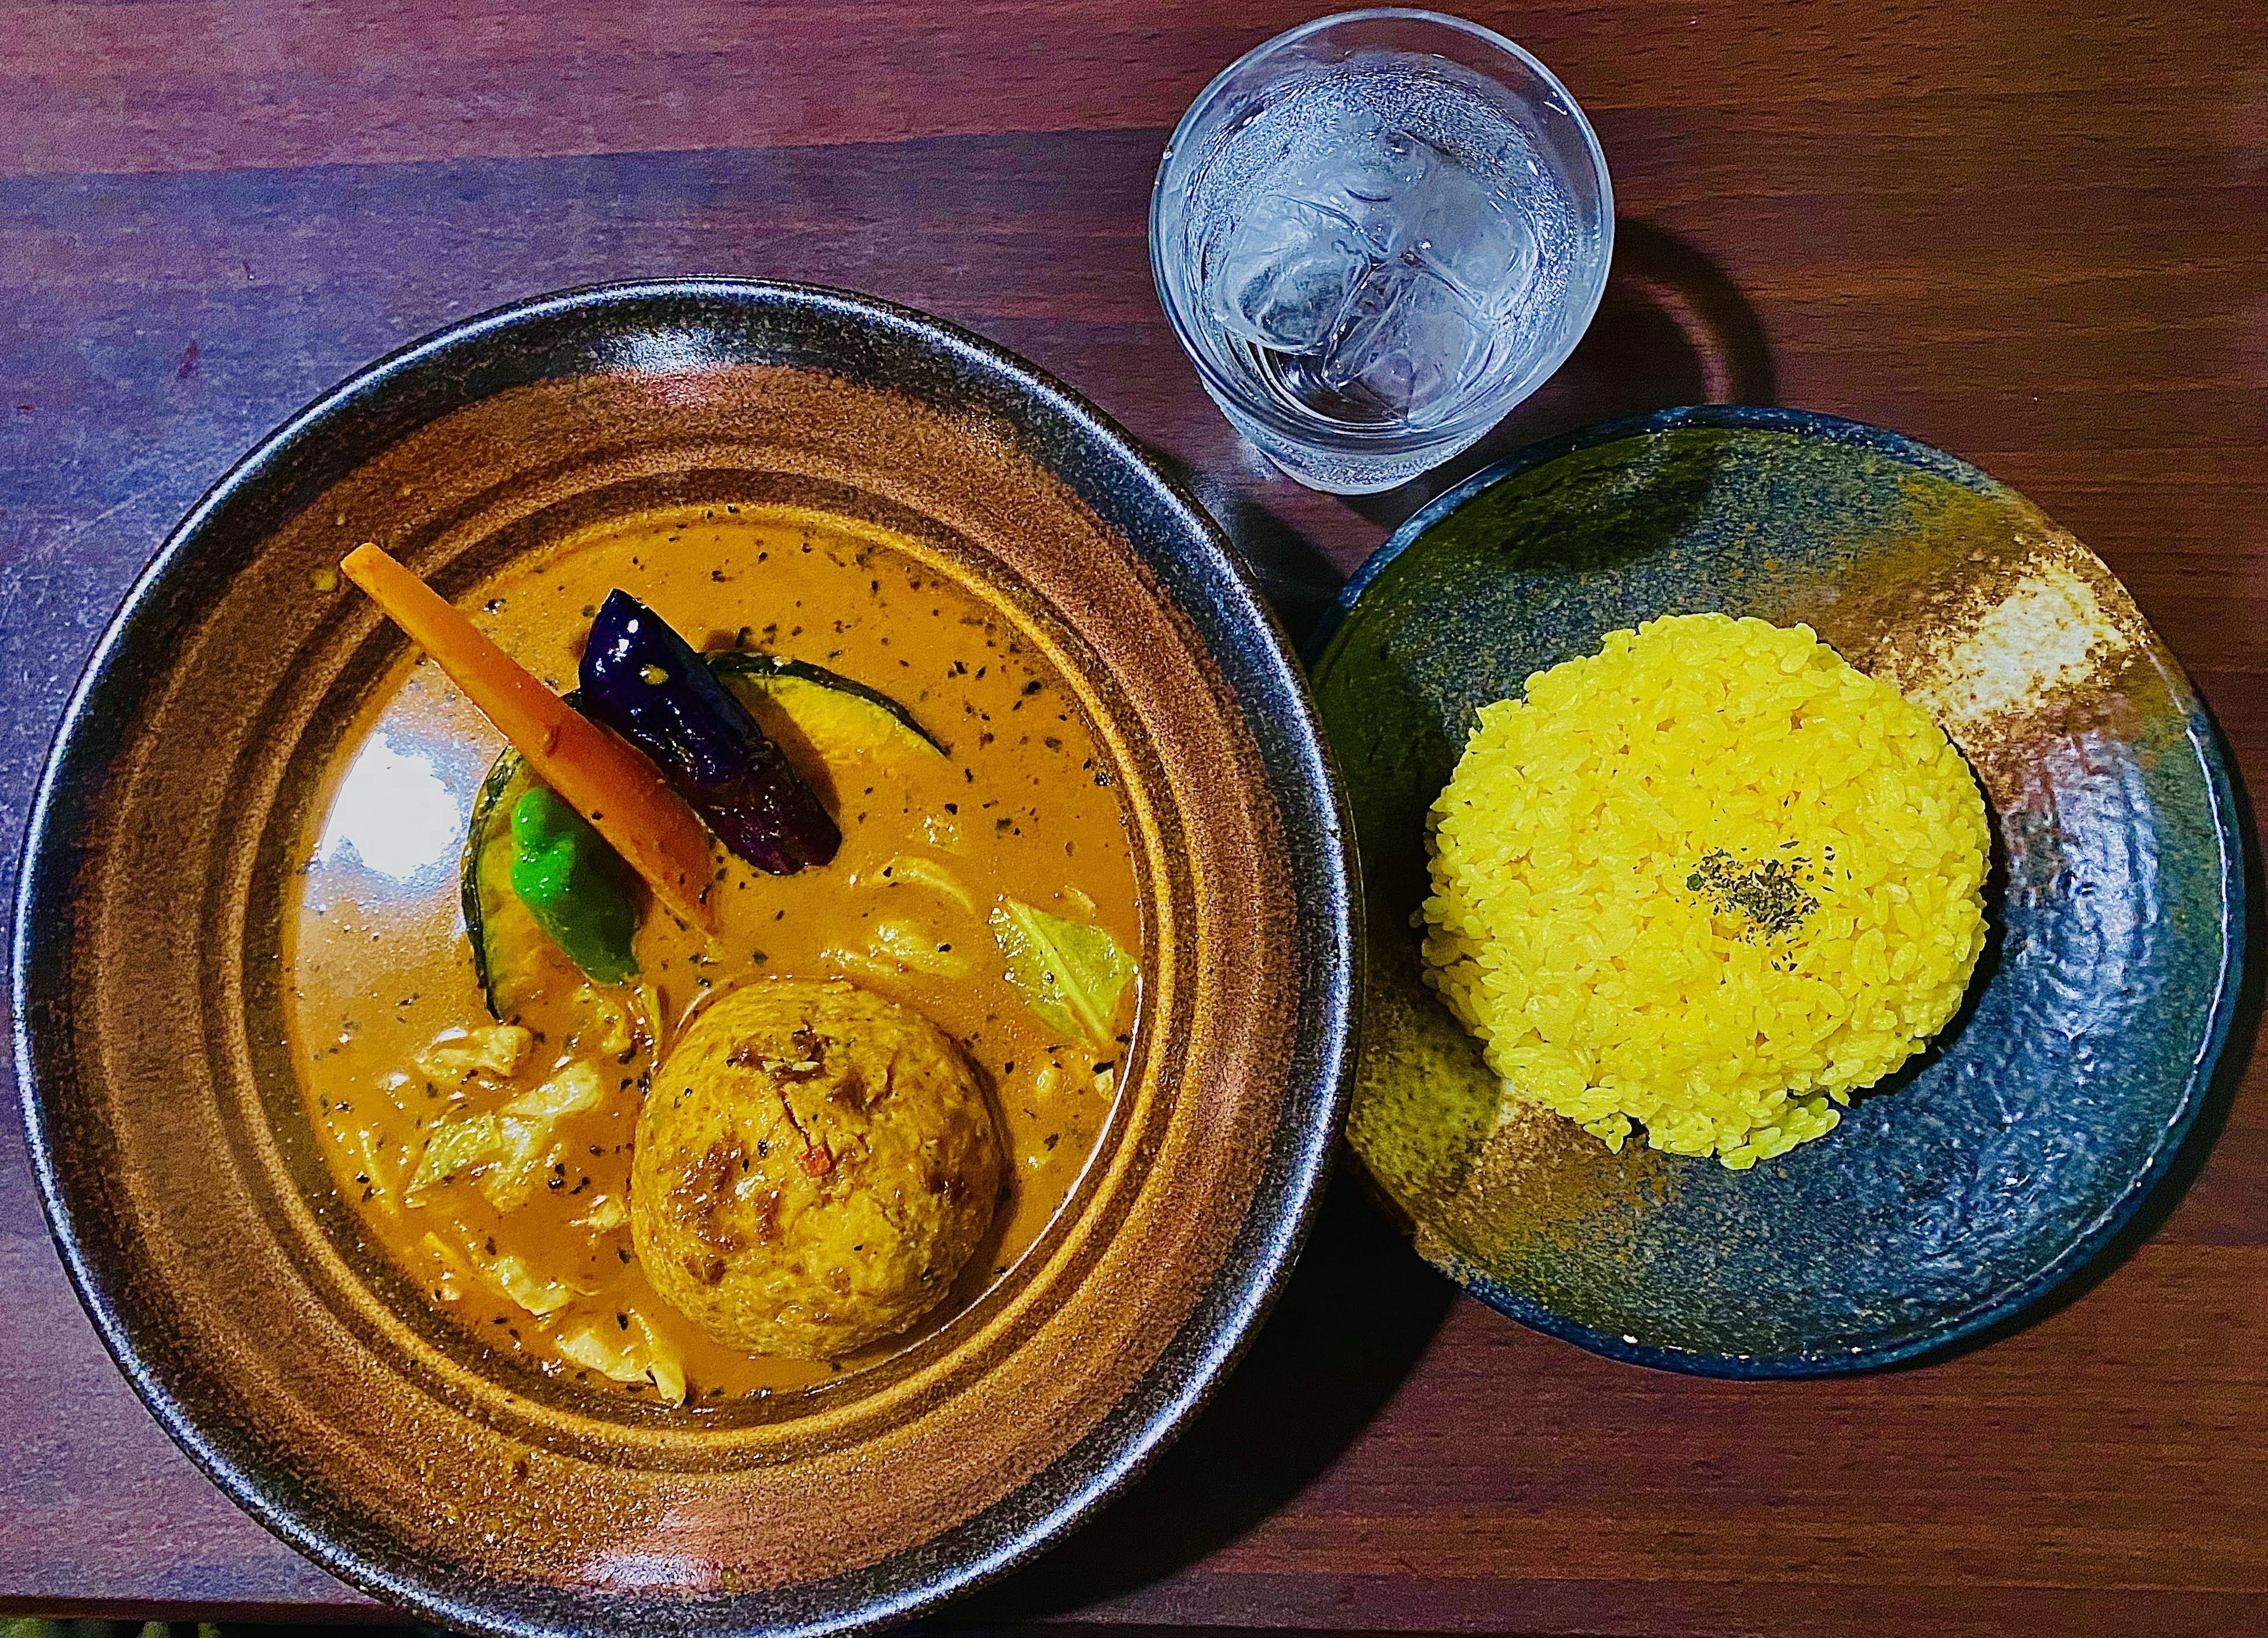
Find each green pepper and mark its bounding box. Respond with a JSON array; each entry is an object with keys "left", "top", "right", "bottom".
[{"left": 507, "top": 784, "right": 641, "bottom": 986}]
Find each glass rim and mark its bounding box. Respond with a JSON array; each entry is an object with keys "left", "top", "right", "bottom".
[{"left": 1148, "top": 7, "right": 1615, "bottom": 454}]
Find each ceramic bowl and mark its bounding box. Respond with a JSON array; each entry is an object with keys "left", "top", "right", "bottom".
[
  {"left": 12, "top": 281, "right": 1355, "bottom": 1632},
  {"left": 1310, "top": 405, "right": 2243, "bottom": 1376}
]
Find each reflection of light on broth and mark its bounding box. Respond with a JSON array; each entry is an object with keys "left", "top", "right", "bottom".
[
  {"left": 284, "top": 503, "right": 1144, "bottom": 1406},
  {"left": 317, "top": 732, "right": 460, "bottom": 881}
]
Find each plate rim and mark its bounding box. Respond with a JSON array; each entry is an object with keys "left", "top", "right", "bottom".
[
  {"left": 10, "top": 277, "right": 1360, "bottom": 1631},
  {"left": 1310, "top": 403, "right": 2247, "bottom": 1378}
]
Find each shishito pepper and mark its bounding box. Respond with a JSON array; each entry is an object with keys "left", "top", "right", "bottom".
[{"left": 508, "top": 784, "right": 641, "bottom": 986}]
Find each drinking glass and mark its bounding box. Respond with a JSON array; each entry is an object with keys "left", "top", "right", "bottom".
[{"left": 1151, "top": 9, "right": 1613, "bottom": 493}]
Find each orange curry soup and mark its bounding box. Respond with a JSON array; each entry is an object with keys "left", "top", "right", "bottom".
[{"left": 285, "top": 504, "right": 1142, "bottom": 1405}]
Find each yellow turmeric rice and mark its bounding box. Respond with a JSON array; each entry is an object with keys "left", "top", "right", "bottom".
[{"left": 1420, "top": 613, "right": 1990, "bottom": 1170}]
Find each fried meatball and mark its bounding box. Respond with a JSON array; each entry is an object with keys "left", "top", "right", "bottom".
[{"left": 632, "top": 979, "right": 1002, "bottom": 1357}]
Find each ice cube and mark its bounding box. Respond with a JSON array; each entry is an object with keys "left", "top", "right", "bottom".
[
  {"left": 1319, "top": 265, "right": 1492, "bottom": 421},
  {"left": 1253, "top": 103, "right": 1435, "bottom": 260},
  {"left": 1262, "top": 103, "right": 1432, "bottom": 210},
  {"left": 1203, "top": 195, "right": 1368, "bottom": 352},
  {"left": 1324, "top": 106, "right": 1433, "bottom": 203},
  {"left": 1393, "top": 162, "right": 1539, "bottom": 321}
]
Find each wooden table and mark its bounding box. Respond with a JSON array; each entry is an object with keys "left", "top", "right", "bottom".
[{"left": 4, "top": 2, "right": 2263, "bottom": 1632}]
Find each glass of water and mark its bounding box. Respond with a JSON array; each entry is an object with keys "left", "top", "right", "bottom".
[{"left": 1151, "top": 9, "right": 1613, "bottom": 494}]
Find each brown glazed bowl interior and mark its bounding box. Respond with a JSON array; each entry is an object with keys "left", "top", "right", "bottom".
[{"left": 12, "top": 281, "right": 1355, "bottom": 1636}]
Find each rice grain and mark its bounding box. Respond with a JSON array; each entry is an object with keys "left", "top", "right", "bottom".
[{"left": 1420, "top": 613, "right": 1990, "bottom": 1170}]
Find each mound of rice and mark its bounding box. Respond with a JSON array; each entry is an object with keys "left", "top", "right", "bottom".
[{"left": 1420, "top": 613, "right": 1990, "bottom": 1171}]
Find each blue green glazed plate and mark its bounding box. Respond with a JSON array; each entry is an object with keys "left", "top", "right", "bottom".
[{"left": 1309, "top": 406, "right": 2244, "bottom": 1376}]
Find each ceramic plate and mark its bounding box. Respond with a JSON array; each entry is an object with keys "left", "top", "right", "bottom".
[
  {"left": 1310, "top": 405, "right": 2242, "bottom": 1376},
  {"left": 13, "top": 281, "right": 1355, "bottom": 1633}
]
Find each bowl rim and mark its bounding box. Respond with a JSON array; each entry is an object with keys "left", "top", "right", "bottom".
[
  {"left": 11, "top": 277, "right": 1359, "bottom": 1630},
  {"left": 1307, "top": 402, "right": 2247, "bottom": 1378}
]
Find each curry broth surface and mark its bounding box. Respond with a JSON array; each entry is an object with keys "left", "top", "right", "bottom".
[{"left": 286, "top": 505, "right": 1142, "bottom": 1405}]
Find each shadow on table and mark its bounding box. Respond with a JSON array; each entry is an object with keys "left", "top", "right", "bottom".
[
  {"left": 1347, "top": 217, "right": 1780, "bottom": 535},
  {"left": 949, "top": 1173, "right": 1454, "bottom": 1623},
  {"left": 1146, "top": 221, "right": 1776, "bottom": 647},
  {"left": 941, "top": 223, "right": 1788, "bottom": 1615},
  {"left": 1145, "top": 446, "right": 1349, "bottom": 650}
]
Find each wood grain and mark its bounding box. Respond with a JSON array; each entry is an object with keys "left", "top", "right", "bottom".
[{"left": 2, "top": 1, "right": 2264, "bottom": 1633}]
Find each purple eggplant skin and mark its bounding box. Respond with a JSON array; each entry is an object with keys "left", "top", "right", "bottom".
[{"left": 578, "top": 589, "right": 842, "bottom": 875}]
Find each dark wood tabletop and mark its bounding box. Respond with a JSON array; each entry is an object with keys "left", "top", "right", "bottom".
[{"left": 4, "top": 2, "right": 2264, "bottom": 1633}]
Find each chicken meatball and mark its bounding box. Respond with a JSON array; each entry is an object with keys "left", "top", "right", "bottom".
[{"left": 633, "top": 979, "right": 1002, "bottom": 1357}]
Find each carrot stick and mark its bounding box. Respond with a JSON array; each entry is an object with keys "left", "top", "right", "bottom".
[{"left": 340, "top": 543, "right": 718, "bottom": 932}]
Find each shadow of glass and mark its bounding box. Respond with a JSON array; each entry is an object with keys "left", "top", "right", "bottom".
[
  {"left": 1145, "top": 445, "right": 1348, "bottom": 651},
  {"left": 1344, "top": 218, "right": 1778, "bottom": 533},
  {"left": 1142, "top": 222, "right": 1774, "bottom": 644},
  {"left": 947, "top": 1173, "right": 1455, "bottom": 1622}
]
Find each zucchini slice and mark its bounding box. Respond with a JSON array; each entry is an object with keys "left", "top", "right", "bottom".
[
  {"left": 462, "top": 750, "right": 582, "bottom": 1022},
  {"left": 706, "top": 652, "right": 949, "bottom": 763}
]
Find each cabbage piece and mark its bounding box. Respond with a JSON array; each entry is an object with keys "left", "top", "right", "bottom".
[
  {"left": 403, "top": 1061, "right": 607, "bottom": 1209},
  {"left": 869, "top": 918, "right": 974, "bottom": 977},
  {"left": 419, "top": 1231, "right": 473, "bottom": 1301},
  {"left": 871, "top": 854, "right": 976, "bottom": 913},
  {"left": 576, "top": 985, "right": 639, "bottom": 1057},
  {"left": 405, "top": 1116, "right": 507, "bottom": 1203},
  {"left": 643, "top": 1339, "right": 688, "bottom": 1406},
  {"left": 503, "top": 1061, "right": 604, "bottom": 1120},
  {"left": 475, "top": 1118, "right": 552, "bottom": 1212},
  {"left": 416, "top": 1024, "right": 532, "bottom": 1083},
  {"left": 484, "top": 1252, "right": 576, "bottom": 1317},
  {"left": 558, "top": 1311, "right": 687, "bottom": 1403},
  {"left": 421, "top": 1229, "right": 579, "bottom": 1317},
  {"left": 556, "top": 1326, "right": 630, "bottom": 1376},
  {"left": 570, "top": 1194, "right": 630, "bottom": 1233},
  {"left": 989, "top": 897, "right": 1134, "bottom": 1047}
]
